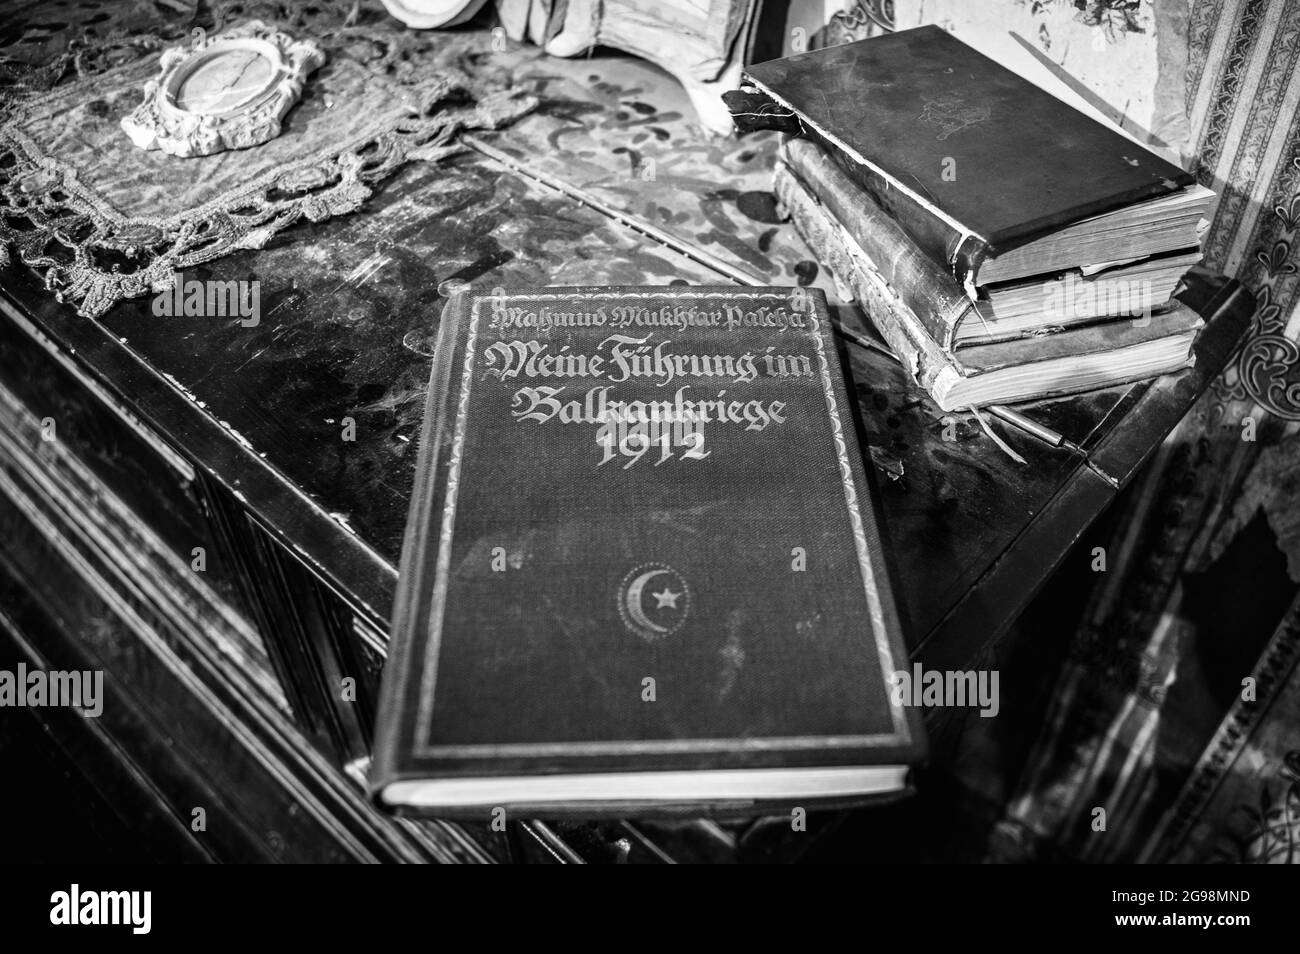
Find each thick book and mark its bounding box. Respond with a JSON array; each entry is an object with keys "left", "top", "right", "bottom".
[
  {"left": 371, "top": 285, "right": 924, "bottom": 816},
  {"left": 779, "top": 136, "right": 978, "bottom": 350},
  {"left": 973, "top": 249, "right": 1202, "bottom": 343},
  {"left": 773, "top": 162, "right": 1203, "bottom": 411},
  {"left": 740, "top": 26, "right": 1212, "bottom": 287},
  {"left": 778, "top": 137, "right": 1202, "bottom": 348}
]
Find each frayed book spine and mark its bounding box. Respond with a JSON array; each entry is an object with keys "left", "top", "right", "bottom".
[{"left": 773, "top": 160, "right": 964, "bottom": 411}]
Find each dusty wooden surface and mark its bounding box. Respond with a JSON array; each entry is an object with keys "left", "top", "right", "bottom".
[
  {"left": 0, "top": 9, "right": 1254, "bottom": 864},
  {"left": 3, "top": 31, "right": 1248, "bottom": 649}
]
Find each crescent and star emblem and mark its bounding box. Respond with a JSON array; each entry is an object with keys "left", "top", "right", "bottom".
[{"left": 618, "top": 562, "right": 690, "bottom": 642}]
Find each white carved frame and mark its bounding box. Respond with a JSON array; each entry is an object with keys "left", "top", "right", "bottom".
[{"left": 121, "top": 20, "right": 325, "bottom": 158}]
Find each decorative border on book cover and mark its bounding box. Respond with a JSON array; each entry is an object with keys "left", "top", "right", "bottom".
[{"left": 413, "top": 288, "right": 910, "bottom": 758}]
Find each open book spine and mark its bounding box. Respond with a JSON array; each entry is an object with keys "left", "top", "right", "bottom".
[
  {"left": 780, "top": 136, "right": 979, "bottom": 352},
  {"left": 773, "top": 159, "right": 965, "bottom": 411}
]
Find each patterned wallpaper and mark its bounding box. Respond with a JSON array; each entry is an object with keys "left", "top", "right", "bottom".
[{"left": 1189, "top": 0, "right": 1300, "bottom": 420}]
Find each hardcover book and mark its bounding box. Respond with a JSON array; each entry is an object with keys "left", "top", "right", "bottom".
[
  {"left": 370, "top": 285, "right": 923, "bottom": 816},
  {"left": 778, "top": 137, "right": 1201, "bottom": 349},
  {"left": 773, "top": 162, "right": 1204, "bottom": 410},
  {"left": 740, "top": 26, "right": 1211, "bottom": 288}
]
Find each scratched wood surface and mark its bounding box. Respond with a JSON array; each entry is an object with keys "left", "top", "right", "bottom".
[
  {"left": 4, "top": 33, "right": 1245, "bottom": 652},
  {"left": 0, "top": 3, "right": 1258, "bottom": 868}
]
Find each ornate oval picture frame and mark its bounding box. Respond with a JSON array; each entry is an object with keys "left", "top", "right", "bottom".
[{"left": 121, "top": 21, "right": 325, "bottom": 158}]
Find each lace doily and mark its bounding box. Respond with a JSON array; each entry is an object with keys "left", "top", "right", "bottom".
[{"left": 0, "top": 2, "right": 537, "bottom": 317}]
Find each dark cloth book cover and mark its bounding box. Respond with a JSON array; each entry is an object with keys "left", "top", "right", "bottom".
[
  {"left": 371, "top": 285, "right": 923, "bottom": 816},
  {"left": 742, "top": 25, "right": 1193, "bottom": 281}
]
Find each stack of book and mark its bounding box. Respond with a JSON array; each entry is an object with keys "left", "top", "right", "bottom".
[{"left": 734, "top": 26, "right": 1216, "bottom": 411}]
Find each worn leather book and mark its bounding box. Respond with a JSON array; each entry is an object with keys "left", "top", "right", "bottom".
[
  {"left": 779, "top": 136, "right": 978, "bottom": 350},
  {"left": 773, "top": 162, "right": 1204, "bottom": 410},
  {"left": 371, "top": 285, "right": 923, "bottom": 816},
  {"left": 740, "top": 26, "right": 1212, "bottom": 288},
  {"left": 779, "top": 137, "right": 1202, "bottom": 348}
]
